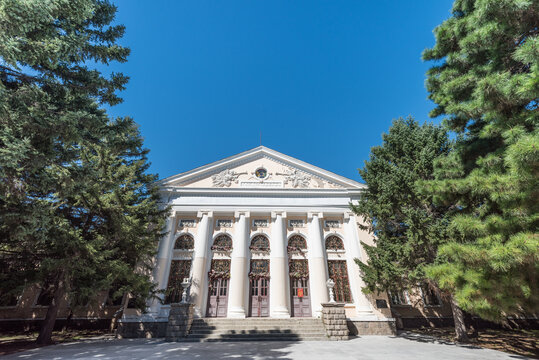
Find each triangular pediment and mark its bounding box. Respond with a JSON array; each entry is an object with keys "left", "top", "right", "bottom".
[{"left": 159, "top": 146, "right": 365, "bottom": 190}]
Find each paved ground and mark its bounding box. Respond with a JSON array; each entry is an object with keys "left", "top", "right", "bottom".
[{"left": 2, "top": 333, "right": 532, "bottom": 360}]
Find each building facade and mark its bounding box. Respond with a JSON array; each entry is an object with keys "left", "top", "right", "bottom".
[{"left": 123, "top": 146, "right": 393, "bottom": 326}]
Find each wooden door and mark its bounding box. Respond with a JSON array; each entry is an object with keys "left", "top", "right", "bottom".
[
  {"left": 249, "top": 277, "right": 269, "bottom": 317},
  {"left": 291, "top": 277, "right": 312, "bottom": 317},
  {"left": 206, "top": 277, "right": 229, "bottom": 317}
]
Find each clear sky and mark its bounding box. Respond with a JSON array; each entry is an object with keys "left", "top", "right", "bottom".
[{"left": 106, "top": 0, "right": 454, "bottom": 182}]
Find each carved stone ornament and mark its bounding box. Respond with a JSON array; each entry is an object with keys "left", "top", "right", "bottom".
[
  {"left": 325, "top": 220, "right": 341, "bottom": 228},
  {"left": 278, "top": 168, "right": 311, "bottom": 188},
  {"left": 212, "top": 169, "right": 241, "bottom": 187},
  {"left": 216, "top": 219, "right": 233, "bottom": 228},
  {"left": 253, "top": 219, "right": 268, "bottom": 227},
  {"left": 178, "top": 219, "right": 196, "bottom": 229},
  {"left": 289, "top": 219, "right": 305, "bottom": 228}
]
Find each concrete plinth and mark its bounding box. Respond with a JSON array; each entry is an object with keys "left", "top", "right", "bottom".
[
  {"left": 165, "top": 303, "right": 195, "bottom": 341},
  {"left": 321, "top": 302, "right": 349, "bottom": 340}
]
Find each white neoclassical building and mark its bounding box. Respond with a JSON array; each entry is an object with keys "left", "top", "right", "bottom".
[{"left": 134, "top": 146, "right": 391, "bottom": 324}]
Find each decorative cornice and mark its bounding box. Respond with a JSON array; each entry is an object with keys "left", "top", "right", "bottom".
[{"left": 161, "top": 186, "right": 363, "bottom": 197}]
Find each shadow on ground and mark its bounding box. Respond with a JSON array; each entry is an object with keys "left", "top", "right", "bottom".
[
  {"left": 2, "top": 338, "right": 297, "bottom": 360},
  {"left": 394, "top": 331, "right": 533, "bottom": 359}
]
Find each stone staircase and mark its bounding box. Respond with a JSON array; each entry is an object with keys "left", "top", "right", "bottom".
[{"left": 181, "top": 318, "right": 328, "bottom": 341}]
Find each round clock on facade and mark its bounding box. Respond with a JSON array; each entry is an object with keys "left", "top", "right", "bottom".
[{"left": 255, "top": 167, "right": 268, "bottom": 179}]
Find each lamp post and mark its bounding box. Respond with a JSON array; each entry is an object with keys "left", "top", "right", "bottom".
[
  {"left": 326, "top": 278, "right": 335, "bottom": 303},
  {"left": 180, "top": 278, "right": 191, "bottom": 304}
]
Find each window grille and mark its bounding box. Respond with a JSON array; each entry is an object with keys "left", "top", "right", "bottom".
[
  {"left": 250, "top": 235, "right": 270, "bottom": 251},
  {"left": 288, "top": 235, "right": 307, "bottom": 250},
  {"left": 389, "top": 290, "right": 410, "bottom": 306},
  {"left": 174, "top": 234, "right": 194, "bottom": 250},
  {"left": 420, "top": 284, "right": 441, "bottom": 306},
  {"left": 327, "top": 260, "right": 352, "bottom": 303},
  {"left": 211, "top": 234, "right": 232, "bottom": 251},
  {"left": 165, "top": 260, "right": 192, "bottom": 304},
  {"left": 325, "top": 235, "right": 345, "bottom": 250}
]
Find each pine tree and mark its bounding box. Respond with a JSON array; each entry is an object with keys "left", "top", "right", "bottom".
[
  {"left": 0, "top": 0, "right": 168, "bottom": 344},
  {"left": 351, "top": 118, "right": 473, "bottom": 340},
  {"left": 421, "top": 0, "right": 539, "bottom": 322}
]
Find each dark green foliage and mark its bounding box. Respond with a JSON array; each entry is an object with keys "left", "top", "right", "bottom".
[
  {"left": 352, "top": 117, "right": 451, "bottom": 294},
  {"left": 0, "top": 0, "right": 167, "bottom": 342},
  {"left": 421, "top": 0, "right": 539, "bottom": 321}
]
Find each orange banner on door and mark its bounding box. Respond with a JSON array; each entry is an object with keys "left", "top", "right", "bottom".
[{"left": 297, "top": 288, "right": 304, "bottom": 298}]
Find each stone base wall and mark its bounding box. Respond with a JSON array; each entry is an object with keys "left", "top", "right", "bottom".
[
  {"left": 347, "top": 320, "right": 397, "bottom": 336},
  {"left": 0, "top": 318, "right": 112, "bottom": 333},
  {"left": 321, "top": 303, "right": 349, "bottom": 340},
  {"left": 401, "top": 316, "right": 539, "bottom": 330},
  {"left": 116, "top": 321, "right": 167, "bottom": 338}
]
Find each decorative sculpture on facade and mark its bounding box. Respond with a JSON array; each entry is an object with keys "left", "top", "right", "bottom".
[
  {"left": 180, "top": 278, "right": 191, "bottom": 303},
  {"left": 326, "top": 278, "right": 336, "bottom": 303},
  {"left": 211, "top": 169, "right": 243, "bottom": 187},
  {"left": 277, "top": 167, "right": 311, "bottom": 188}
]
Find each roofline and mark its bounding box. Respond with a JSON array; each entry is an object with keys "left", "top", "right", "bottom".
[{"left": 158, "top": 145, "right": 366, "bottom": 189}]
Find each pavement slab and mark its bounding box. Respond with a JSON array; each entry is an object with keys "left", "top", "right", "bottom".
[{"left": 1, "top": 335, "right": 531, "bottom": 360}]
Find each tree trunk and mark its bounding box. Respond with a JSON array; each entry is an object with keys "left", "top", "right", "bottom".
[
  {"left": 450, "top": 296, "right": 469, "bottom": 343},
  {"left": 36, "top": 275, "right": 66, "bottom": 345},
  {"left": 110, "top": 293, "right": 128, "bottom": 332},
  {"left": 61, "top": 309, "right": 73, "bottom": 333}
]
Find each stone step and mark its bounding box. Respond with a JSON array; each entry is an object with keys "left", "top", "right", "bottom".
[
  {"left": 189, "top": 329, "right": 327, "bottom": 335},
  {"left": 190, "top": 324, "right": 326, "bottom": 330},
  {"left": 193, "top": 317, "right": 321, "bottom": 322},
  {"left": 189, "top": 328, "right": 326, "bottom": 332},
  {"left": 191, "top": 320, "right": 323, "bottom": 326},
  {"left": 168, "top": 317, "right": 328, "bottom": 342},
  {"left": 182, "top": 317, "right": 327, "bottom": 341},
  {"left": 174, "top": 336, "right": 329, "bottom": 342},
  {"left": 184, "top": 333, "right": 328, "bottom": 341}
]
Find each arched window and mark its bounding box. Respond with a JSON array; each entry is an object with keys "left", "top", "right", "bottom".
[
  {"left": 211, "top": 234, "right": 232, "bottom": 251},
  {"left": 325, "top": 235, "right": 344, "bottom": 250},
  {"left": 174, "top": 234, "right": 194, "bottom": 250},
  {"left": 288, "top": 235, "right": 307, "bottom": 253},
  {"left": 250, "top": 235, "right": 270, "bottom": 252}
]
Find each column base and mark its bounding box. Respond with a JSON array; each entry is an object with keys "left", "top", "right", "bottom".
[
  {"left": 228, "top": 307, "right": 247, "bottom": 318},
  {"left": 193, "top": 306, "right": 204, "bottom": 318},
  {"left": 270, "top": 306, "right": 291, "bottom": 318}
]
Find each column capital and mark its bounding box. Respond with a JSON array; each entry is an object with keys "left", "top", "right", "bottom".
[
  {"left": 307, "top": 212, "right": 324, "bottom": 220},
  {"left": 271, "top": 211, "right": 287, "bottom": 220},
  {"left": 343, "top": 212, "right": 355, "bottom": 221},
  {"left": 197, "top": 210, "right": 213, "bottom": 219},
  {"left": 234, "top": 210, "right": 251, "bottom": 219}
]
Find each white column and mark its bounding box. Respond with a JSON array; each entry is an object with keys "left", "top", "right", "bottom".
[
  {"left": 148, "top": 213, "right": 177, "bottom": 316},
  {"left": 227, "top": 211, "right": 250, "bottom": 318},
  {"left": 344, "top": 212, "right": 377, "bottom": 319},
  {"left": 308, "top": 212, "right": 329, "bottom": 317},
  {"left": 270, "top": 211, "right": 291, "bottom": 318},
  {"left": 190, "top": 211, "right": 213, "bottom": 317}
]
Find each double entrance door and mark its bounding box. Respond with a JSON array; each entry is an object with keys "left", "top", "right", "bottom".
[
  {"left": 206, "top": 277, "right": 228, "bottom": 317},
  {"left": 291, "top": 277, "right": 312, "bottom": 317},
  {"left": 249, "top": 277, "right": 269, "bottom": 317}
]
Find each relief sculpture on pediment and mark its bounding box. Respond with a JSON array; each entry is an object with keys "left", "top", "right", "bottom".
[
  {"left": 277, "top": 167, "right": 311, "bottom": 188},
  {"left": 211, "top": 169, "right": 246, "bottom": 187}
]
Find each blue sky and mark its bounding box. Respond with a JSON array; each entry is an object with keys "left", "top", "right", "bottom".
[{"left": 106, "top": 1, "right": 454, "bottom": 182}]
